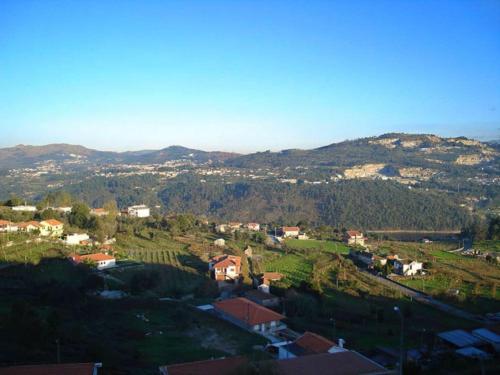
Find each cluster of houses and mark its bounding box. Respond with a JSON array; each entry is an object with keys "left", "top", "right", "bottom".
[
  {"left": 216, "top": 222, "right": 261, "bottom": 233},
  {"left": 0, "top": 218, "right": 64, "bottom": 237},
  {"left": 349, "top": 249, "right": 424, "bottom": 276},
  {"left": 185, "top": 297, "right": 390, "bottom": 375}
]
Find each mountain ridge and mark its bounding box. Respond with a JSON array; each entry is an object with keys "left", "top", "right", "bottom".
[{"left": 0, "top": 133, "right": 497, "bottom": 170}]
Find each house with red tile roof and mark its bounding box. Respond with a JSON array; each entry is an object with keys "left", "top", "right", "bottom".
[
  {"left": 344, "top": 230, "right": 366, "bottom": 247},
  {"left": 70, "top": 253, "right": 116, "bottom": 270},
  {"left": 280, "top": 226, "right": 300, "bottom": 238},
  {"left": 278, "top": 331, "right": 346, "bottom": 359},
  {"left": 208, "top": 254, "right": 241, "bottom": 281},
  {"left": 160, "top": 352, "right": 390, "bottom": 375},
  {"left": 245, "top": 222, "right": 260, "bottom": 231},
  {"left": 0, "top": 362, "right": 101, "bottom": 375},
  {"left": 276, "top": 351, "right": 390, "bottom": 375},
  {"left": 17, "top": 221, "right": 41, "bottom": 232},
  {"left": 0, "top": 220, "right": 18, "bottom": 233},
  {"left": 159, "top": 356, "right": 247, "bottom": 375},
  {"left": 90, "top": 208, "right": 109, "bottom": 217},
  {"left": 213, "top": 297, "right": 285, "bottom": 333},
  {"left": 39, "top": 219, "right": 64, "bottom": 237}
]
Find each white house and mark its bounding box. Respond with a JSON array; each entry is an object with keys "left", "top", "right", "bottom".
[
  {"left": 55, "top": 206, "right": 72, "bottom": 214},
  {"left": 213, "top": 297, "right": 285, "bottom": 334},
  {"left": 214, "top": 238, "right": 226, "bottom": 247},
  {"left": 278, "top": 332, "right": 346, "bottom": 359},
  {"left": 246, "top": 222, "right": 260, "bottom": 231},
  {"left": 215, "top": 224, "right": 227, "bottom": 233},
  {"left": 11, "top": 205, "right": 37, "bottom": 212},
  {"left": 39, "top": 219, "right": 64, "bottom": 237},
  {"left": 281, "top": 226, "right": 300, "bottom": 238},
  {"left": 70, "top": 253, "right": 116, "bottom": 270},
  {"left": 0, "top": 220, "right": 18, "bottom": 232},
  {"left": 127, "top": 205, "right": 150, "bottom": 218},
  {"left": 394, "top": 259, "right": 423, "bottom": 276},
  {"left": 344, "top": 230, "right": 365, "bottom": 247},
  {"left": 64, "top": 233, "right": 90, "bottom": 245},
  {"left": 90, "top": 208, "right": 109, "bottom": 217},
  {"left": 208, "top": 254, "right": 241, "bottom": 281},
  {"left": 17, "top": 221, "right": 41, "bottom": 232}
]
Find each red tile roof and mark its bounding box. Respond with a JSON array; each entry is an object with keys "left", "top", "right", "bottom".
[
  {"left": 294, "top": 332, "right": 335, "bottom": 354},
  {"left": 72, "top": 253, "right": 115, "bottom": 263},
  {"left": 276, "top": 352, "right": 389, "bottom": 375},
  {"left": 347, "top": 230, "right": 362, "bottom": 237},
  {"left": 282, "top": 226, "right": 300, "bottom": 232},
  {"left": 210, "top": 254, "right": 241, "bottom": 268},
  {"left": 213, "top": 297, "right": 284, "bottom": 326},
  {"left": 17, "top": 221, "right": 40, "bottom": 228},
  {"left": 0, "top": 220, "right": 13, "bottom": 226},
  {"left": 161, "top": 356, "right": 247, "bottom": 375},
  {"left": 263, "top": 272, "right": 283, "bottom": 281},
  {"left": 41, "top": 219, "right": 63, "bottom": 226},
  {"left": 0, "top": 363, "right": 97, "bottom": 375}
]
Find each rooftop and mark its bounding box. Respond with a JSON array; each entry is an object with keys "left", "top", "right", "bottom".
[
  {"left": 438, "top": 329, "right": 485, "bottom": 348},
  {"left": 71, "top": 253, "right": 115, "bottom": 263},
  {"left": 276, "top": 351, "right": 390, "bottom": 375},
  {"left": 40, "top": 219, "right": 63, "bottom": 226},
  {"left": 160, "top": 356, "right": 247, "bottom": 375},
  {"left": 213, "top": 297, "right": 285, "bottom": 325},
  {"left": 0, "top": 363, "right": 98, "bottom": 375}
]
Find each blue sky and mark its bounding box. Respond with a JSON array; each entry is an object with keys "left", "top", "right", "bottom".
[{"left": 1, "top": 0, "right": 499, "bottom": 152}]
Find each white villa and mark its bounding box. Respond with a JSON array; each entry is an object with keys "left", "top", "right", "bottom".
[{"left": 127, "top": 205, "right": 150, "bottom": 218}]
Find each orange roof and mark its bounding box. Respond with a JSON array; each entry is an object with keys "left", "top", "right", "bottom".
[
  {"left": 0, "top": 363, "right": 97, "bottom": 375},
  {"left": 282, "top": 226, "right": 300, "bottom": 232},
  {"left": 0, "top": 220, "right": 13, "bottom": 226},
  {"left": 72, "top": 253, "right": 115, "bottom": 263},
  {"left": 213, "top": 297, "right": 284, "bottom": 325},
  {"left": 263, "top": 272, "right": 283, "bottom": 281},
  {"left": 41, "top": 219, "right": 63, "bottom": 226},
  {"left": 347, "top": 230, "right": 362, "bottom": 237},
  {"left": 161, "top": 356, "right": 247, "bottom": 375},
  {"left": 214, "top": 258, "right": 239, "bottom": 269},
  {"left": 210, "top": 254, "right": 241, "bottom": 268},
  {"left": 294, "top": 332, "right": 335, "bottom": 354},
  {"left": 18, "top": 221, "right": 40, "bottom": 228}
]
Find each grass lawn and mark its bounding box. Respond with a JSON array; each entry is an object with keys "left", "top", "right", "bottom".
[{"left": 284, "top": 239, "right": 350, "bottom": 254}]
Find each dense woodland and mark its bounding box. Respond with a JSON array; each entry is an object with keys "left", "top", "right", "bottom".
[{"left": 158, "top": 177, "right": 470, "bottom": 230}]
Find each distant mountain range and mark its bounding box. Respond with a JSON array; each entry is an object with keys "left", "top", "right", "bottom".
[
  {"left": 0, "top": 144, "right": 239, "bottom": 169},
  {"left": 0, "top": 133, "right": 498, "bottom": 170}
]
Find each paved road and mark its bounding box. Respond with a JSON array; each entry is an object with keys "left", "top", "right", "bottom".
[{"left": 359, "top": 269, "right": 487, "bottom": 323}]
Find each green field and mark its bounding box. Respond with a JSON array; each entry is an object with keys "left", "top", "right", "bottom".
[{"left": 284, "top": 239, "right": 350, "bottom": 254}]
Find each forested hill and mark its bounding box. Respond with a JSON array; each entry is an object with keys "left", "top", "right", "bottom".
[
  {"left": 224, "top": 133, "right": 499, "bottom": 169},
  {"left": 0, "top": 144, "right": 238, "bottom": 169},
  {"left": 158, "top": 177, "right": 470, "bottom": 230}
]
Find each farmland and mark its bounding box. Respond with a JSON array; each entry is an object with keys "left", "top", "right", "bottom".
[{"left": 371, "top": 241, "right": 500, "bottom": 315}]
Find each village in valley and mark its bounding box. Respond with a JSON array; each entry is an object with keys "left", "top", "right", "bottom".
[{"left": 0, "top": 197, "right": 499, "bottom": 375}]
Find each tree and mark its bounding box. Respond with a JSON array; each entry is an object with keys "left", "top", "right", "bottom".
[{"left": 69, "top": 202, "right": 90, "bottom": 228}]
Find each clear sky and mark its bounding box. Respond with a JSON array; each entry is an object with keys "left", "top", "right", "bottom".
[{"left": 1, "top": 0, "right": 499, "bottom": 152}]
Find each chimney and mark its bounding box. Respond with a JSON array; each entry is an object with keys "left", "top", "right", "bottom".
[{"left": 338, "top": 338, "right": 345, "bottom": 348}]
